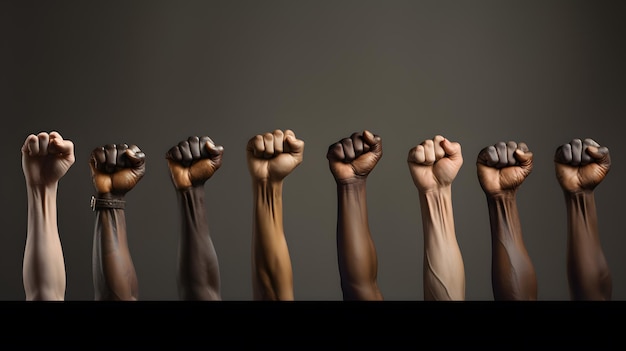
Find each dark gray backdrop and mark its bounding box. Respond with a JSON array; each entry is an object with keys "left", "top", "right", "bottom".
[{"left": 2, "top": 0, "right": 624, "bottom": 301}]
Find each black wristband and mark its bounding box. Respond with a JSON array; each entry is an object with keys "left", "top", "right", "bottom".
[{"left": 90, "top": 196, "right": 126, "bottom": 211}]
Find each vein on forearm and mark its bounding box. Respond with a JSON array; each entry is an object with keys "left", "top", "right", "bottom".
[
  {"left": 564, "top": 190, "right": 611, "bottom": 300},
  {"left": 252, "top": 180, "right": 293, "bottom": 300},
  {"left": 177, "top": 186, "right": 220, "bottom": 300},
  {"left": 336, "top": 181, "right": 380, "bottom": 300},
  {"left": 419, "top": 186, "right": 464, "bottom": 301}
]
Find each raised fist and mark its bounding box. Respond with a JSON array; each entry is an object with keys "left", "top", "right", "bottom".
[
  {"left": 554, "top": 138, "right": 610, "bottom": 193},
  {"left": 21, "top": 131, "right": 75, "bottom": 187},
  {"left": 327, "top": 130, "right": 383, "bottom": 185},
  {"left": 246, "top": 129, "right": 304, "bottom": 182},
  {"left": 166, "top": 136, "right": 224, "bottom": 190},
  {"left": 477, "top": 141, "right": 533, "bottom": 196},
  {"left": 89, "top": 143, "right": 146, "bottom": 196},
  {"left": 408, "top": 135, "right": 463, "bottom": 193}
]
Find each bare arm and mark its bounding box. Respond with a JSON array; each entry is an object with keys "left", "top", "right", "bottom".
[
  {"left": 328, "top": 130, "right": 383, "bottom": 301},
  {"left": 22, "top": 131, "right": 74, "bottom": 301},
  {"left": 90, "top": 143, "right": 145, "bottom": 301},
  {"left": 555, "top": 138, "right": 611, "bottom": 300},
  {"left": 167, "top": 136, "right": 223, "bottom": 301},
  {"left": 477, "top": 141, "right": 537, "bottom": 300},
  {"left": 247, "top": 129, "right": 304, "bottom": 300},
  {"left": 408, "top": 135, "right": 465, "bottom": 301}
]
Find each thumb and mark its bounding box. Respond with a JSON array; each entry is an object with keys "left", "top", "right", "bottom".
[
  {"left": 441, "top": 138, "right": 462, "bottom": 161},
  {"left": 285, "top": 134, "right": 304, "bottom": 154},
  {"left": 586, "top": 145, "right": 611, "bottom": 168},
  {"left": 514, "top": 148, "right": 533, "bottom": 167},
  {"left": 362, "top": 130, "right": 382, "bottom": 155},
  {"left": 125, "top": 147, "right": 146, "bottom": 168},
  {"left": 204, "top": 140, "right": 224, "bottom": 157}
]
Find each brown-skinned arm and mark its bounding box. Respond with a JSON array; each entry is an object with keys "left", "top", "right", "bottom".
[
  {"left": 92, "top": 193, "right": 138, "bottom": 301},
  {"left": 336, "top": 180, "right": 382, "bottom": 301},
  {"left": 555, "top": 139, "right": 612, "bottom": 300},
  {"left": 564, "top": 190, "right": 611, "bottom": 300},
  {"left": 486, "top": 192, "right": 537, "bottom": 300},
  {"left": 251, "top": 179, "right": 294, "bottom": 300},
  {"left": 176, "top": 185, "right": 221, "bottom": 300}
]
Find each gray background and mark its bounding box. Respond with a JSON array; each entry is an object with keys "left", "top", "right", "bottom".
[{"left": 2, "top": 0, "right": 624, "bottom": 301}]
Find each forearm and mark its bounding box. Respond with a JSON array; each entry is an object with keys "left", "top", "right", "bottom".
[
  {"left": 419, "top": 186, "right": 464, "bottom": 301},
  {"left": 92, "top": 194, "right": 138, "bottom": 301},
  {"left": 564, "top": 191, "right": 611, "bottom": 300},
  {"left": 252, "top": 180, "right": 293, "bottom": 300},
  {"left": 487, "top": 193, "right": 537, "bottom": 300},
  {"left": 336, "top": 181, "right": 382, "bottom": 300},
  {"left": 23, "top": 184, "right": 65, "bottom": 300},
  {"left": 177, "top": 186, "right": 221, "bottom": 301}
]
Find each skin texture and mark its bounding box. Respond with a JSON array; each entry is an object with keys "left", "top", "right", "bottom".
[
  {"left": 166, "top": 136, "right": 224, "bottom": 301},
  {"left": 554, "top": 138, "right": 611, "bottom": 301},
  {"left": 89, "top": 143, "right": 145, "bottom": 301},
  {"left": 477, "top": 141, "right": 537, "bottom": 300},
  {"left": 21, "top": 131, "right": 75, "bottom": 301},
  {"left": 327, "top": 130, "right": 383, "bottom": 301},
  {"left": 246, "top": 129, "right": 304, "bottom": 300},
  {"left": 407, "top": 135, "right": 465, "bottom": 301}
]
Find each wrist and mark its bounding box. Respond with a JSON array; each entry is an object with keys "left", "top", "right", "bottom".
[{"left": 91, "top": 194, "right": 126, "bottom": 211}]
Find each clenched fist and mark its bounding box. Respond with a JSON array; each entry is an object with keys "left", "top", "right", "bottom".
[
  {"left": 166, "top": 136, "right": 224, "bottom": 190},
  {"left": 555, "top": 138, "right": 610, "bottom": 193},
  {"left": 477, "top": 141, "right": 533, "bottom": 196},
  {"left": 246, "top": 129, "right": 304, "bottom": 182},
  {"left": 89, "top": 143, "right": 146, "bottom": 196},
  {"left": 327, "top": 130, "right": 382, "bottom": 185},
  {"left": 22, "top": 131, "right": 75, "bottom": 188},
  {"left": 408, "top": 135, "right": 462, "bottom": 193}
]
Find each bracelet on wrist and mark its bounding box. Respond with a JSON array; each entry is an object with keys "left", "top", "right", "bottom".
[{"left": 90, "top": 196, "right": 125, "bottom": 211}]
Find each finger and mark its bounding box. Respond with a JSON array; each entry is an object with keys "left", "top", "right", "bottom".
[
  {"left": 477, "top": 145, "right": 498, "bottom": 167},
  {"left": 433, "top": 135, "right": 445, "bottom": 161},
  {"left": 327, "top": 142, "right": 345, "bottom": 162},
  {"left": 422, "top": 139, "right": 435, "bottom": 165},
  {"left": 341, "top": 137, "right": 355, "bottom": 162},
  {"left": 178, "top": 140, "right": 192, "bottom": 165},
  {"left": 506, "top": 141, "right": 518, "bottom": 166},
  {"left": 37, "top": 132, "right": 50, "bottom": 157},
  {"left": 273, "top": 129, "right": 284, "bottom": 154},
  {"left": 284, "top": 130, "right": 304, "bottom": 154},
  {"left": 263, "top": 132, "right": 274, "bottom": 159},
  {"left": 495, "top": 142, "right": 508, "bottom": 168},
  {"left": 351, "top": 132, "right": 364, "bottom": 158},
  {"left": 554, "top": 143, "right": 572, "bottom": 164},
  {"left": 408, "top": 145, "right": 426, "bottom": 164},
  {"left": 441, "top": 137, "right": 462, "bottom": 162},
  {"left": 22, "top": 134, "right": 38, "bottom": 156},
  {"left": 104, "top": 144, "right": 117, "bottom": 172},
  {"left": 581, "top": 139, "right": 599, "bottom": 165},
  {"left": 92, "top": 146, "right": 107, "bottom": 169},
  {"left": 570, "top": 139, "right": 582, "bottom": 166},
  {"left": 188, "top": 136, "right": 201, "bottom": 159},
  {"left": 166, "top": 145, "right": 183, "bottom": 162},
  {"left": 47, "top": 131, "right": 62, "bottom": 154},
  {"left": 117, "top": 144, "right": 129, "bottom": 168},
  {"left": 247, "top": 135, "right": 263, "bottom": 158}
]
